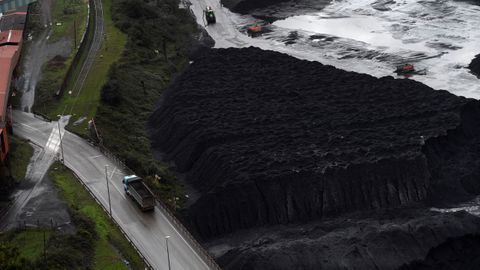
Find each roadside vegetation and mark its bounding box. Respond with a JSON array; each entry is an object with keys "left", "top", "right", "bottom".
[
  {"left": 30, "top": 0, "right": 198, "bottom": 209},
  {"left": 34, "top": 0, "right": 127, "bottom": 131},
  {"left": 0, "top": 162, "right": 145, "bottom": 269},
  {"left": 30, "top": 0, "right": 128, "bottom": 135},
  {"left": 49, "top": 162, "right": 145, "bottom": 269},
  {"left": 64, "top": 0, "right": 127, "bottom": 134},
  {"left": 9, "top": 136, "right": 34, "bottom": 182},
  {"left": 0, "top": 137, "right": 34, "bottom": 211},
  {"left": 93, "top": 0, "right": 198, "bottom": 208},
  {"left": 50, "top": 0, "right": 88, "bottom": 43},
  {"left": 0, "top": 214, "right": 94, "bottom": 269},
  {"left": 33, "top": 0, "right": 89, "bottom": 118}
]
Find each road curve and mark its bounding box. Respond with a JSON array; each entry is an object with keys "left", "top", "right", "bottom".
[{"left": 12, "top": 111, "right": 214, "bottom": 270}]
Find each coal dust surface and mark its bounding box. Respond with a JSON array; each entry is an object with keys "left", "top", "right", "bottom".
[
  {"left": 469, "top": 54, "right": 480, "bottom": 78},
  {"left": 227, "top": 0, "right": 480, "bottom": 98},
  {"left": 150, "top": 47, "right": 480, "bottom": 269}
]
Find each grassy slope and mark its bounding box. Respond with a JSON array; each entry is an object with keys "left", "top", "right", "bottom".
[
  {"left": 33, "top": 0, "right": 89, "bottom": 117},
  {"left": 49, "top": 162, "right": 144, "bottom": 269},
  {"left": 0, "top": 229, "right": 49, "bottom": 269},
  {"left": 0, "top": 162, "right": 145, "bottom": 269},
  {"left": 50, "top": 0, "right": 88, "bottom": 44},
  {"left": 94, "top": 0, "right": 197, "bottom": 208},
  {"left": 65, "top": 0, "right": 127, "bottom": 134},
  {"left": 8, "top": 230, "right": 51, "bottom": 261},
  {"left": 0, "top": 136, "right": 34, "bottom": 209},
  {"left": 9, "top": 136, "right": 34, "bottom": 181},
  {"left": 33, "top": 0, "right": 127, "bottom": 133}
]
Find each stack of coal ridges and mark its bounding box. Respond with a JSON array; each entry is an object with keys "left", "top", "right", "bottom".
[
  {"left": 222, "top": 0, "right": 291, "bottom": 14},
  {"left": 150, "top": 47, "right": 480, "bottom": 242}
]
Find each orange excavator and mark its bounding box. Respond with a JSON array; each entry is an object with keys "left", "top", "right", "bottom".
[
  {"left": 396, "top": 64, "right": 415, "bottom": 74},
  {"left": 395, "top": 63, "right": 426, "bottom": 76},
  {"left": 247, "top": 24, "right": 263, "bottom": 37}
]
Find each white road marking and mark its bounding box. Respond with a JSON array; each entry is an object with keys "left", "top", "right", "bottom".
[
  {"left": 14, "top": 122, "right": 43, "bottom": 133},
  {"left": 109, "top": 166, "right": 117, "bottom": 181}
]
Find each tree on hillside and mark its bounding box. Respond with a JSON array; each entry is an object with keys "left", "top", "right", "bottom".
[{"left": 0, "top": 241, "right": 33, "bottom": 269}]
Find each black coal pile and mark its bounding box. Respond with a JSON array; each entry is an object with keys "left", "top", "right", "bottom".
[
  {"left": 454, "top": 0, "right": 480, "bottom": 6},
  {"left": 214, "top": 210, "right": 480, "bottom": 270},
  {"left": 222, "top": 0, "right": 290, "bottom": 14},
  {"left": 469, "top": 54, "right": 480, "bottom": 78},
  {"left": 150, "top": 47, "right": 480, "bottom": 241},
  {"left": 221, "top": 0, "right": 331, "bottom": 20},
  {"left": 399, "top": 233, "right": 480, "bottom": 270}
]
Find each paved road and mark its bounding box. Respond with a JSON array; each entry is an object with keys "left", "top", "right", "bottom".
[
  {"left": 189, "top": 0, "right": 249, "bottom": 48},
  {"left": 0, "top": 113, "right": 70, "bottom": 230},
  {"left": 12, "top": 111, "right": 214, "bottom": 270}
]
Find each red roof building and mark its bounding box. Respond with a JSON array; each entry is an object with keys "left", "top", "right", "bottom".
[{"left": 0, "top": 7, "right": 27, "bottom": 161}]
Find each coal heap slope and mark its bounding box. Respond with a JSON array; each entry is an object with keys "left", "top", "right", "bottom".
[
  {"left": 222, "top": 0, "right": 290, "bottom": 14},
  {"left": 150, "top": 47, "right": 478, "bottom": 239},
  {"left": 469, "top": 54, "right": 480, "bottom": 78}
]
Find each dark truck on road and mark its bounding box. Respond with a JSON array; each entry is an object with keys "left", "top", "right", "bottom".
[
  {"left": 205, "top": 6, "right": 216, "bottom": 24},
  {"left": 122, "top": 175, "right": 155, "bottom": 211}
]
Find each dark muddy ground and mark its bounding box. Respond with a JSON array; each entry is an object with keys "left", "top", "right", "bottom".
[
  {"left": 222, "top": 0, "right": 331, "bottom": 21},
  {"left": 400, "top": 233, "right": 480, "bottom": 270},
  {"left": 213, "top": 209, "right": 480, "bottom": 270},
  {"left": 150, "top": 47, "right": 480, "bottom": 270},
  {"left": 0, "top": 145, "right": 72, "bottom": 231},
  {"left": 5, "top": 174, "right": 72, "bottom": 231}
]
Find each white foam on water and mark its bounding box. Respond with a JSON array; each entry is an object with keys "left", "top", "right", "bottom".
[
  {"left": 275, "top": 14, "right": 430, "bottom": 52},
  {"left": 270, "top": 0, "right": 480, "bottom": 98}
]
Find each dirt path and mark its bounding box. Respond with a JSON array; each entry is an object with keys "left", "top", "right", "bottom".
[{"left": 18, "top": 0, "right": 71, "bottom": 112}]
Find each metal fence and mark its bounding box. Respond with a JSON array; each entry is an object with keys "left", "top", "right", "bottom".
[
  {"left": 93, "top": 141, "right": 222, "bottom": 269},
  {"left": 57, "top": 0, "right": 95, "bottom": 97},
  {"left": 13, "top": 218, "right": 68, "bottom": 231},
  {"left": 68, "top": 167, "right": 154, "bottom": 270},
  {"left": 153, "top": 191, "right": 222, "bottom": 270},
  {"left": 97, "top": 144, "right": 133, "bottom": 175}
]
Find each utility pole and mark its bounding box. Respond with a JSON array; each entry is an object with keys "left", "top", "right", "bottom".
[
  {"left": 57, "top": 119, "right": 65, "bottom": 163},
  {"left": 74, "top": 19, "right": 77, "bottom": 49},
  {"left": 105, "top": 165, "right": 112, "bottom": 216},
  {"left": 165, "top": 235, "right": 171, "bottom": 270},
  {"left": 43, "top": 230, "right": 47, "bottom": 267}
]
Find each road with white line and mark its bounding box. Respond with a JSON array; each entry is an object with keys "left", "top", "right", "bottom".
[{"left": 10, "top": 111, "right": 217, "bottom": 270}]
